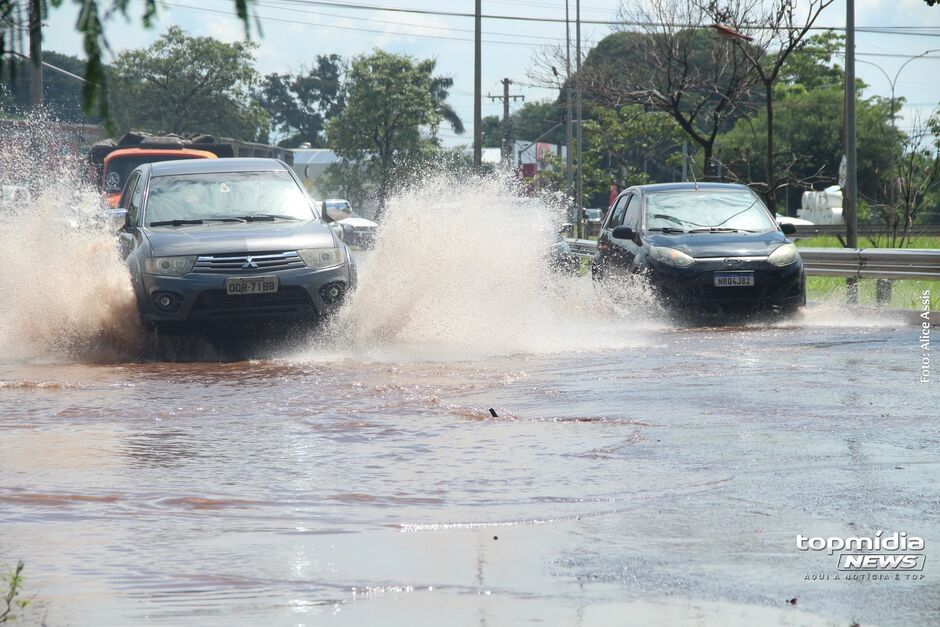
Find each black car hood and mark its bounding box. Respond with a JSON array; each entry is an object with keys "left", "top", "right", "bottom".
[
  {"left": 143, "top": 220, "right": 336, "bottom": 256},
  {"left": 644, "top": 229, "right": 788, "bottom": 258}
]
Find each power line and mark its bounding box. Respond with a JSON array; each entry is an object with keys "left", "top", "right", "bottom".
[
  {"left": 165, "top": 1, "right": 601, "bottom": 48},
  {"left": 222, "top": 0, "right": 940, "bottom": 36},
  {"left": 249, "top": 0, "right": 568, "bottom": 42}
]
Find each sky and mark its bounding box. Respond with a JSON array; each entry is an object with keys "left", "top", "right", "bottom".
[{"left": 41, "top": 0, "right": 940, "bottom": 145}]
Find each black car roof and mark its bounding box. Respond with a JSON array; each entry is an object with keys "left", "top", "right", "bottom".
[
  {"left": 631, "top": 182, "right": 751, "bottom": 194},
  {"left": 148, "top": 157, "right": 290, "bottom": 177}
]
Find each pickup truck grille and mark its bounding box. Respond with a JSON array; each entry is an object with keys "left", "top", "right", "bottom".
[
  {"left": 192, "top": 251, "right": 304, "bottom": 273},
  {"left": 190, "top": 287, "right": 316, "bottom": 320}
]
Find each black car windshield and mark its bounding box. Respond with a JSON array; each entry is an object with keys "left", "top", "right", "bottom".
[
  {"left": 645, "top": 190, "right": 776, "bottom": 232},
  {"left": 146, "top": 170, "right": 315, "bottom": 225}
]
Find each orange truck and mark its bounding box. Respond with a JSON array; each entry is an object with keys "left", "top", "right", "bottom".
[{"left": 88, "top": 132, "right": 293, "bottom": 207}]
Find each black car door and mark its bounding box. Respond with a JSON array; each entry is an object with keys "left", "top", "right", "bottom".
[
  {"left": 618, "top": 193, "right": 643, "bottom": 271},
  {"left": 596, "top": 194, "right": 628, "bottom": 274},
  {"left": 601, "top": 193, "right": 639, "bottom": 277}
]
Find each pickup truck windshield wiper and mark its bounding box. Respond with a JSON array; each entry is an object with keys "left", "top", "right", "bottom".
[
  {"left": 149, "top": 217, "right": 247, "bottom": 227},
  {"left": 648, "top": 227, "right": 687, "bottom": 233},
  {"left": 222, "top": 214, "right": 302, "bottom": 222},
  {"left": 689, "top": 227, "right": 757, "bottom": 233}
]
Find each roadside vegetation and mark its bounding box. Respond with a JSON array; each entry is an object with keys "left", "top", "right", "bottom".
[
  {"left": 796, "top": 236, "right": 940, "bottom": 308},
  {"left": 2, "top": 0, "right": 939, "bottom": 236},
  {"left": 0, "top": 561, "right": 28, "bottom": 624}
]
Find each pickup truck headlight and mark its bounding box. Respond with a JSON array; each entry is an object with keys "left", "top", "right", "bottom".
[
  {"left": 649, "top": 245, "right": 695, "bottom": 268},
  {"left": 299, "top": 246, "right": 345, "bottom": 269},
  {"left": 768, "top": 243, "right": 799, "bottom": 266},
  {"left": 144, "top": 256, "right": 196, "bottom": 277}
]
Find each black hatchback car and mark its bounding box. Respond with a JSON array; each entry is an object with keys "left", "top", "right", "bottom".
[{"left": 591, "top": 183, "right": 805, "bottom": 315}]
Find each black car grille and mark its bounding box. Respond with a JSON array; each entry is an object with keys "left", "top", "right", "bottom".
[
  {"left": 192, "top": 251, "right": 305, "bottom": 273},
  {"left": 190, "top": 287, "right": 316, "bottom": 320}
]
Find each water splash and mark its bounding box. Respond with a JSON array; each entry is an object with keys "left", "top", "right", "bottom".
[
  {"left": 311, "top": 172, "right": 663, "bottom": 362},
  {"left": 0, "top": 114, "right": 142, "bottom": 361}
]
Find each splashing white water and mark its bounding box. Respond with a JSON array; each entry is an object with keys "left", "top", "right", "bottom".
[
  {"left": 313, "top": 172, "right": 663, "bottom": 361},
  {"left": 0, "top": 116, "right": 142, "bottom": 361}
]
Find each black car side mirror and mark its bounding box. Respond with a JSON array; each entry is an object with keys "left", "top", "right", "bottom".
[
  {"left": 612, "top": 225, "right": 635, "bottom": 240},
  {"left": 780, "top": 222, "right": 797, "bottom": 235}
]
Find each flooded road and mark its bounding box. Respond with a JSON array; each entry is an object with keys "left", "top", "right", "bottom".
[{"left": 1, "top": 309, "right": 936, "bottom": 626}]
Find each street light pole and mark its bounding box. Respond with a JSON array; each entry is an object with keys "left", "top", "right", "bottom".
[
  {"left": 575, "top": 0, "right": 583, "bottom": 239},
  {"left": 28, "top": 0, "right": 43, "bottom": 108},
  {"left": 565, "top": 0, "right": 573, "bottom": 218},
  {"left": 473, "top": 0, "right": 482, "bottom": 169},
  {"left": 845, "top": 0, "right": 858, "bottom": 256}
]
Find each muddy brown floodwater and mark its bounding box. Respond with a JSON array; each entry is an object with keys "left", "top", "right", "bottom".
[{"left": 0, "top": 305, "right": 936, "bottom": 627}]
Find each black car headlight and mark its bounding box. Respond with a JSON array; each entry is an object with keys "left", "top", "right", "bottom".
[
  {"left": 144, "top": 256, "right": 196, "bottom": 277},
  {"left": 768, "top": 243, "right": 799, "bottom": 267},
  {"left": 649, "top": 245, "right": 695, "bottom": 268}
]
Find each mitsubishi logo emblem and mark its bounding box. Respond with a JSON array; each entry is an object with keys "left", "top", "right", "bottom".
[{"left": 242, "top": 257, "right": 259, "bottom": 270}]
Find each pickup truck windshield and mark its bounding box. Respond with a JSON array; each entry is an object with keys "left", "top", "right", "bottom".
[{"left": 146, "top": 170, "right": 315, "bottom": 226}]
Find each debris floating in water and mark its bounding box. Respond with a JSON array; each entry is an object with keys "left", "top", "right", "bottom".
[{"left": 489, "top": 408, "right": 499, "bottom": 418}]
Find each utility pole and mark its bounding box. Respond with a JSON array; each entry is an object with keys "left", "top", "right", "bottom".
[
  {"left": 575, "top": 0, "right": 583, "bottom": 238},
  {"left": 565, "top": 0, "right": 573, "bottom": 220},
  {"left": 28, "top": 0, "right": 43, "bottom": 108},
  {"left": 844, "top": 0, "right": 858, "bottom": 302},
  {"left": 488, "top": 78, "right": 524, "bottom": 166},
  {"left": 473, "top": 0, "right": 482, "bottom": 168}
]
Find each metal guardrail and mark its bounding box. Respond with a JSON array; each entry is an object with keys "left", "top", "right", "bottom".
[
  {"left": 566, "top": 239, "right": 598, "bottom": 259},
  {"left": 798, "top": 248, "right": 940, "bottom": 280},
  {"left": 564, "top": 239, "right": 940, "bottom": 280}
]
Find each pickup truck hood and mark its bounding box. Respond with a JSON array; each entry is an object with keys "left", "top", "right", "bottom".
[
  {"left": 644, "top": 229, "right": 790, "bottom": 258},
  {"left": 143, "top": 220, "right": 336, "bottom": 256}
]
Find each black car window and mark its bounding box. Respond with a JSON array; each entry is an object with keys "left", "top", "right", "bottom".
[
  {"left": 623, "top": 194, "right": 641, "bottom": 229},
  {"left": 608, "top": 196, "right": 629, "bottom": 228},
  {"left": 119, "top": 172, "right": 139, "bottom": 212}
]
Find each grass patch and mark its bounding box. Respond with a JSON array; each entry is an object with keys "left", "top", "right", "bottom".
[
  {"left": 795, "top": 235, "right": 940, "bottom": 249},
  {"left": 796, "top": 236, "right": 939, "bottom": 309},
  {"left": 806, "top": 276, "right": 938, "bottom": 310}
]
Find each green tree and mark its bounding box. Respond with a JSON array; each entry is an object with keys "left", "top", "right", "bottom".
[
  {"left": 720, "top": 84, "right": 901, "bottom": 214},
  {"left": 579, "top": 1, "right": 755, "bottom": 179},
  {"left": 1, "top": 0, "right": 252, "bottom": 122},
  {"left": 581, "top": 105, "right": 683, "bottom": 206},
  {"left": 481, "top": 115, "right": 501, "bottom": 147},
  {"left": 0, "top": 51, "right": 99, "bottom": 121},
  {"left": 262, "top": 54, "right": 345, "bottom": 148},
  {"left": 326, "top": 50, "right": 460, "bottom": 218},
  {"left": 108, "top": 26, "right": 268, "bottom": 141}
]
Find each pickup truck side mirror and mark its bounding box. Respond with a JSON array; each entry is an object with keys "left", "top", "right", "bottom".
[
  {"left": 320, "top": 201, "right": 335, "bottom": 223},
  {"left": 780, "top": 222, "right": 797, "bottom": 235},
  {"left": 100, "top": 208, "right": 129, "bottom": 232},
  {"left": 611, "top": 225, "right": 635, "bottom": 240}
]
